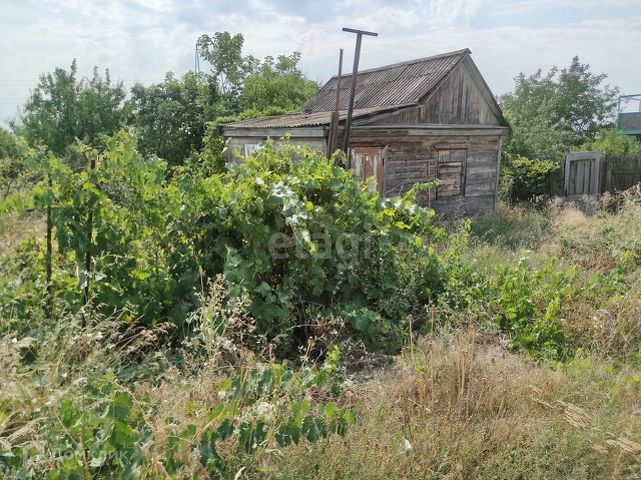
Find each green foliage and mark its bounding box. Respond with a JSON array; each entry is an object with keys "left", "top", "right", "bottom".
[
  {"left": 241, "top": 52, "right": 318, "bottom": 112},
  {"left": 197, "top": 32, "right": 254, "bottom": 100},
  {"left": 501, "top": 56, "right": 619, "bottom": 161},
  {"left": 11, "top": 33, "right": 318, "bottom": 170},
  {"left": 129, "top": 71, "right": 220, "bottom": 167},
  {"left": 0, "top": 133, "right": 190, "bottom": 331},
  {"left": 500, "top": 156, "right": 560, "bottom": 202},
  {"left": 489, "top": 257, "right": 571, "bottom": 359},
  {"left": 581, "top": 128, "right": 641, "bottom": 157},
  {"left": 3, "top": 133, "right": 443, "bottom": 354},
  {"left": 197, "top": 32, "right": 317, "bottom": 117},
  {"left": 16, "top": 60, "right": 128, "bottom": 155},
  {"left": 179, "top": 140, "right": 443, "bottom": 353},
  {"left": 0, "top": 128, "right": 33, "bottom": 199},
  {"left": 0, "top": 347, "right": 353, "bottom": 478},
  {"left": 0, "top": 126, "right": 18, "bottom": 159},
  {"left": 440, "top": 224, "right": 573, "bottom": 360}
]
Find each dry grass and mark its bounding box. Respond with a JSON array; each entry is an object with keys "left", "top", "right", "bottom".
[
  {"left": 0, "top": 211, "right": 42, "bottom": 254},
  {"left": 263, "top": 330, "right": 641, "bottom": 479},
  {"left": 3, "top": 197, "right": 641, "bottom": 478}
]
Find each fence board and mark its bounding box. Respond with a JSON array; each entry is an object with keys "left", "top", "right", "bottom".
[{"left": 551, "top": 153, "right": 641, "bottom": 197}]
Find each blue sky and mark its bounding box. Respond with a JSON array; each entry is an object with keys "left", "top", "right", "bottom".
[{"left": 1, "top": 0, "right": 640, "bottom": 125}]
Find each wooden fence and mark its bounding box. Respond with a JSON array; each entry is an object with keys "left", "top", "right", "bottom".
[{"left": 550, "top": 153, "right": 641, "bottom": 197}]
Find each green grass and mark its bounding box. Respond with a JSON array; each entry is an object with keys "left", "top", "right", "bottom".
[{"left": 2, "top": 196, "right": 641, "bottom": 478}]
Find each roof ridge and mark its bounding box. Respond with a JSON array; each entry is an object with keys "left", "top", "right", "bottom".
[{"left": 328, "top": 48, "right": 471, "bottom": 79}]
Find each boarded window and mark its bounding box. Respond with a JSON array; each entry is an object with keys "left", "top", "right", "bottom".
[{"left": 437, "top": 149, "right": 466, "bottom": 198}]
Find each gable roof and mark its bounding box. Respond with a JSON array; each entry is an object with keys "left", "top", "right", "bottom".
[
  {"left": 223, "top": 48, "right": 506, "bottom": 130},
  {"left": 302, "top": 48, "right": 470, "bottom": 113}
]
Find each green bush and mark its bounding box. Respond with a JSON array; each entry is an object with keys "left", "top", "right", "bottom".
[
  {"left": 500, "top": 155, "right": 560, "bottom": 202},
  {"left": 2, "top": 133, "right": 444, "bottom": 355},
  {"left": 439, "top": 224, "right": 574, "bottom": 360},
  {"left": 581, "top": 128, "right": 641, "bottom": 157},
  {"left": 177, "top": 140, "right": 444, "bottom": 354}
]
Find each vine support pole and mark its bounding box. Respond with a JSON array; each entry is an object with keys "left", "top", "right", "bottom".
[
  {"left": 82, "top": 155, "right": 96, "bottom": 327},
  {"left": 45, "top": 174, "right": 53, "bottom": 320}
]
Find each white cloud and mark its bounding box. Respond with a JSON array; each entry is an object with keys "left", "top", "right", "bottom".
[
  {"left": 428, "top": 0, "right": 483, "bottom": 25},
  {"left": 0, "top": 0, "right": 640, "bottom": 125}
]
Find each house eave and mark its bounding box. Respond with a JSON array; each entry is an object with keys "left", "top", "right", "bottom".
[
  {"left": 351, "top": 124, "right": 509, "bottom": 137},
  {"left": 222, "top": 126, "right": 327, "bottom": 138}
]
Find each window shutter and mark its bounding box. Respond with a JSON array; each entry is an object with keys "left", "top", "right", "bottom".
[{"left": 437, "top": 149, "right": 466, "bottom": 198}]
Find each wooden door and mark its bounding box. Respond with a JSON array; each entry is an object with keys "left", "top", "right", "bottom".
[
  {"left": 565, "top": 152, "right": 601, "bottom": 198},
  {"left": 350, "top": 146, "right": 385, "bottom": 193}
]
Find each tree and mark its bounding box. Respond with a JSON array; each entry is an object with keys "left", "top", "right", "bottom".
[
  {"left": 241, "top": 52, "right": 318, "bottom": 112},
  {"left": 0, "top": 126, "right": 18, "bottom": 159},
  {"left": 196, "top": 32, "right": 317, "bottom": 116},
  {"left": 581, "top": 128, "right": 641, "bottom": 157},
  {"left": 129, "top": 71, "right": 220, "bottom": 167},
  {"left": 16, "top": 60, "right": 128, "bottom": 155},
  {"left": 197, "top": 32, "right": 256, "bottom": 104},
  {"left": 500, "top": 56, "right": 619, "bottom": 161}
]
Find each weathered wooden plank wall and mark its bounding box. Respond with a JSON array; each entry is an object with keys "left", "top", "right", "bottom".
[
  {"left": 368, "top": 63, "right": 501, "bottom": 127},
  {"left": 350, "top": 134, "right": 500, "bottom": 215}
]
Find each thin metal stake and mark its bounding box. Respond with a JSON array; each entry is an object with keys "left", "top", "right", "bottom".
[
  {"left": 46, "top": 174, "right": 53, "bottom": 319},
  {"left": 83, "top": 155, "right": 96, "bottom": 326}
]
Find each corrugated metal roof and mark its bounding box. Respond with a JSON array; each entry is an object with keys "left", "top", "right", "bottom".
[
  {"left": 223, "top": 48, "right": 471, "bottom": 130},
  {"left": 302, "top": 48, "right": 470, "bottom": 113},
  {"left": 222, "top": 105, "right": 413, "bottom": 129}
]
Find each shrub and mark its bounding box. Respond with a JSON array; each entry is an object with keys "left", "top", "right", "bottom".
[
  {"left": 581, "top": 128, "right": 641, "bottom": 157},
  {"left": 178, "top": 140, "right": 444, "bottom": 354},
  {"left": 500, "top": 156, "right": 560, "bottom": 203},
  {"left": 439, "top": 223, "right": 574, "bottom": 360},
  {"left": 2, "top": 133, "right": 444, "bottom": 356}
]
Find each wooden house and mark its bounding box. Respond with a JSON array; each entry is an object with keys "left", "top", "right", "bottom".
[{"left": 222, "top": 48, "right": 508, "bottom": 216}]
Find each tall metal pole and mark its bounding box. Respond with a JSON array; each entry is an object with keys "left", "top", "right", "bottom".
[
  {"left": 328, "top": 49, "right": 343, "bottom": 156},
  {"left": 341, "top": 27, "right": 378, "bottom": 161}
]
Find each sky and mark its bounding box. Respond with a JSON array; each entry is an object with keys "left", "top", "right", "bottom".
[{"left": 1, "top": 0, "right": 641, "bottom": 126}]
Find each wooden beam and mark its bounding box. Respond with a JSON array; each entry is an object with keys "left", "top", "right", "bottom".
[
  {"left": 352, "top": 125, "right": 508, "bottom": 137},
  {"left": 223, "top": 127, "right": 326, "bottom": 138}
]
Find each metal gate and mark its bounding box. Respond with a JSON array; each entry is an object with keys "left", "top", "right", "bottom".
[{"left": 565, "top": 151, "right": 601, "bottom": 198}]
